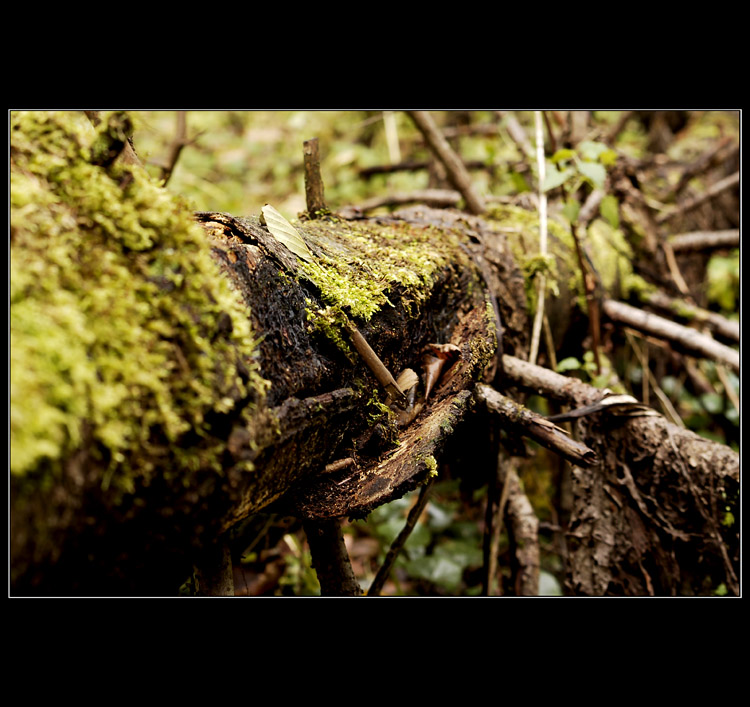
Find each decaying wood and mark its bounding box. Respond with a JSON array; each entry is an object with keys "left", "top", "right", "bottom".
[
  {"left": 12, "top": 113, "right": 739, "bottom": 597},
  {"left": 281, "top": 298, "right": 496, "bottom": 520}
]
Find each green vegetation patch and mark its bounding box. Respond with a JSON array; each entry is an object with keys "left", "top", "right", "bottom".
[
  {"left": 10, "top": 111, "right": 268, "bottom": 493},
  {"left": 486, "top": 203, "right": 635, "bottom": 307}
]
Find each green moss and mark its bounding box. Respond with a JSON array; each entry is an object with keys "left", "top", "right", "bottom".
[
  {"left": 624, "top": 272, "right": 656, "bottom": 300},
  {"left": 423, "top": 455, "right": 438, "bottom": 478},
  {"left": 10, "top": 111, "right": 268, "bottom": 493},
  {"left": 304, "top": 300, "right": 356, "bottom": 362},
  {"left": 296, "top": 218, "right": 470, "bottom": 322}
]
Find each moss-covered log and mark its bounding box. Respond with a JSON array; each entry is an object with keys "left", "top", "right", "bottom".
[
  {"left": 11, "top": 111, "right": 739, "bottom": 597},
  {"left": 10, "top": 112, "right": 518, "bottom": 594}
]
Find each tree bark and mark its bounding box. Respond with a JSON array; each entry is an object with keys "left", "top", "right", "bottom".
[
  {"left": 11, "top": 195, "right": 506, "bottom": 594},
  {"left": 501, "top": 354, "right": 739, "bottom": 596}
]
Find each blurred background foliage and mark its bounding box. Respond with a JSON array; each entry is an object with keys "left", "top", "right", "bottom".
[{"left": 129, "top": 110, "right": 738, "bottom": 596}]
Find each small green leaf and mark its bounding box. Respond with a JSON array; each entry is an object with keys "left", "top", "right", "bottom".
[
  {"left": 577, "top": 160, "right": 606, "bottom": 188},
  {"left": 599, "top": 194, "right": 620, "bottom": 228},
  {"left": 260, "top": 204, "right": 313, "bottom": 262},
  {"left": 577, "top": 140, "right": 608, "bottom": 161},
  {"left": 556, "top": 357, "right": 581, "bottom": 372},
  {"left": 510, "top": 170, "right": 531, "bottom": 193},
  {"left": 551, "top": 148, "right": 577, "bottom": 164},
  {"left": 598, "top": 148, "right": 618, "bottom": 167},
  {"left": 543, "top": 164, "right": 574, "bottom": 191},
  {"left": 562, "top": 197, "right": 580, "bottom": 224}
]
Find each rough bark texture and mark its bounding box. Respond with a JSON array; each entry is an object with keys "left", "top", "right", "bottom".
[
  {"left": 501, "top": 355, "right": 740, "bottom": 596},
  {"left": 569, "top": 413, "right": 739, "bottom": 596},
  {"left": 11, "top": 134, "right": 514, "bottom": 594}
]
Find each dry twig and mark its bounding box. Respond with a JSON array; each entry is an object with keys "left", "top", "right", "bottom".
[
  {"left": 656, "top": 171, "right": 739, "bottom": 225},
  {"left": 367, "top": 479, "right": 434, "bottom": 596},
  {"left": 602, "top": 299, "right": 739, "bottom": 373},
  {"left": 668, "top": 229, "right": 739, "bottom": 252},
  {"left": 406, "top": 111, "right": 486, "bottom": 215}
]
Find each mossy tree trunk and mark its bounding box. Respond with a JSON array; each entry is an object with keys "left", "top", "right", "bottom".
[{"left": 10, "top": 113, "right": 512, "bottom": 594}]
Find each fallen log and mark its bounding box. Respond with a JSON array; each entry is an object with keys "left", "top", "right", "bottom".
[{"left": 10, "top": 112, "right": 517, "bottom": 594}]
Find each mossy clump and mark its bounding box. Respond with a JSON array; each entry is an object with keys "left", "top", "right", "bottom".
[
  {"left": 10, "top": 111, "right": 268, "bottom": 494},
  {"left": 297, "top": 217, "right": 470, "bottom": 322}
]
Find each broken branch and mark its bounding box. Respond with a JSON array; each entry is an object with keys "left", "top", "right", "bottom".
[
  {"left": 475, "top": 384, "right": 598, "bottom": 468},
  {"left": 303, "top": 137, "right": 328, "bottom": 217},
  {"left": 344, "top": 321, "right": 406, "bottom": 407}
]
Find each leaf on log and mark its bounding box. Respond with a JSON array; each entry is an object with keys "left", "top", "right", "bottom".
[{"left": 260, "top": 203, "right": 313, "bottom": 262}]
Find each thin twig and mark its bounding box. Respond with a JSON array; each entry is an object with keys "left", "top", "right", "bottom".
[
  {"left": 382, "top": 111, "right": 402, "bottom": 164},
  {"left": 495, "top": 111, "right": 534, "bottom": 159},
  {"left": 484, "top": 450, "right": 514, "bottom": 596},
  {"left": 542, "top": 110, "right": 557, "bottom": 154},
  {"left": 625, "top": 330, "right": 685, "bottom": 427},
  {"left": 604, "top": 110, "right": 635, "bottom": 145},
  {"left": 528, "top": 111, "right": 548, "bottom": 365},
  {"left": 160, "top": 111, "right": 188, "bottom": 186},
  {"left": 656, "top": 171, "right": 739, "bottom": 224},
  {"left": 638, "top": 288, "right": 739, "bottom": 343},
  {"left": 367, "top": 480, "right": 434, "bottom": 596},
  {"left": 715, "top": 364, "right": 740, "bottom": 416},
  {"left": 668, "top": 229, "right": 739, "bottom": 252},
  {"left": 666, "top": 137, "right": 736, "bottom": 200},
  {"left": 406, "top": 111, "right": 486, "bottom": 215}
]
